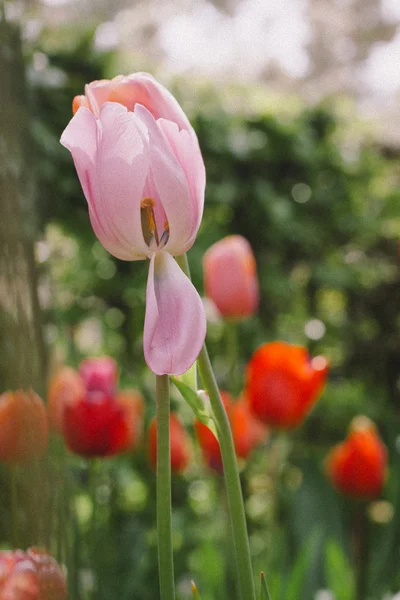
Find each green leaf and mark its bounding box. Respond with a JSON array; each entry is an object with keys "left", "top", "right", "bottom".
[
  {"left": 259, "top": 572, "right": 272, "bottom": 600},
  {"left": 325, "top": 539, "right": 356, "bottom": 600},
  {"left": 191, "top": 580, "right": 202, "bottom": 599},
  {"left": 175, "top": 361, "right": 198, "bottom": 391},
  {"left": 171, "top": 376, "right": 210, "bottom": 424},
  {"left": 285, "top": 529, "right": 322, "bottom": 600}
]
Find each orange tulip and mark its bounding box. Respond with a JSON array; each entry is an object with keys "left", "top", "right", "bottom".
[
  {"left": 203, "top": 235, "right": 259, "bottom": 319},
  {"left": 0, "top": 390, "right": 48, "bottom": 463},
  {"left": 195, "top": 392, "right": 267, "bottom": 471},
  {"left": 246, "top": 341, "right": 328, "bottom": 428},
  {"left": 47, "top": 367, "right": 85, "bottom": 432},
  {"left": 0, "top": 547, "right": 67, "bottom": 600},
  {"left": 326, "top": 416, "right": 387, "bottom": 499},
  {"left": 148, "top": 413, "right": 191, "bottom": 473}
]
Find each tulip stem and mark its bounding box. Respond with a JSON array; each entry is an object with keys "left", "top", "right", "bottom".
[
  {"left": 156, "top": 373, "right": 175, "bottom": 600},
  {"left": 176, "top": 253, "right": 257, "bottom": 600}
]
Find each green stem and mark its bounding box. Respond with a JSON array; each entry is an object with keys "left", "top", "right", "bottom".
[
  {"left": 176, "top": 253, "right": 256, "bottom": 600},
  {"left": 156, "top": 373, "right": 175, "bottom": 600},
  {"left": 10, "top": 466, "right": 18, "bottom": 547}
]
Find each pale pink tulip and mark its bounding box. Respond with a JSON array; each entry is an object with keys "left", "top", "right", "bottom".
[
  {"left": 61, "top": 74, "right": 206, "bottom": 375},
  {"left": 203, "top": 235, "right": 259, "bottom": 319}
]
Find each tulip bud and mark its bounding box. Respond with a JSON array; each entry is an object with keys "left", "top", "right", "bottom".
[
  {"left": 148, "top": 413, "right": 191, "bottom": 473},
  {"left": 246, "top": 341, "right": 328, "bottom": 428},
  {"left": 326, "top": 416, "right": 387, "bottom": 499},
  {"left": 203, "top": 235, "right": 259, "bottom": 319},
  {"left": 0, "top": 390, "right": 48, "bottom": 463},
  {"left": 0, "top": 547, "right": 67, "bottom": 600}
]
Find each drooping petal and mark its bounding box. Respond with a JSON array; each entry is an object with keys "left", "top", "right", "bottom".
[
  {"left": 134, "top": 105, "right": 195, "bottom": 255},
  {"left": 158, "top": 118, "right": 205, "bottom": 248},
  {"left": 144, "top": 252, "right": 206, "bottom": 375}
]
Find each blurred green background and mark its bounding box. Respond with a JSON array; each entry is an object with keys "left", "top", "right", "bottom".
[{"left": 1, "top": 2, "right": 400, "bottom": 599}]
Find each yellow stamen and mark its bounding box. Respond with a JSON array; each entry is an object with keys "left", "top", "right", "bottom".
[{"left": 140, "top": 197, "right": 159, "bottom": 246}]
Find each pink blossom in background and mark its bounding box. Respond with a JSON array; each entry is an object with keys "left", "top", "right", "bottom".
[
  {"left": 0, "top": 548, "right": 67, "bottom": 600},
  {"left": 203, "top": 235, "right": 259, "bottom": 319},
  {"left": 61, "top": 73, "right": 206, "bottom": 375}
]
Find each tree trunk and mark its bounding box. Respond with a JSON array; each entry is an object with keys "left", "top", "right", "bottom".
[{"left": 0, "top": 14, "right": 46, "bottom": 394}]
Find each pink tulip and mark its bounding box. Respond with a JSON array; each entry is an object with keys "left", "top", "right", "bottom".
[
  {"left": 60, "top": 73, "right": 206, "bottom": 375},
  {"left": 203, "top": 235, "right": 259, "bottom": 319}
]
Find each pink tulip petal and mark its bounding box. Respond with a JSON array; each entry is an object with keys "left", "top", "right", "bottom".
[
  {"left": 134, "top": 105, "right": 195, "bottom": 255},
  {"left": 158, "top": 118, "right": 205, "bottom": 249},
  {"left": 144, "top": 252, "right": 206, "bottom": 375},
  {"left": 96, "top": 102, "right": 150, "bottom": 259},
  {"left": 61, "top": 108, "right": 132, "bottom": 259},
  {"left": 61, "top": 103, "right": 151, "bottom": 260}
]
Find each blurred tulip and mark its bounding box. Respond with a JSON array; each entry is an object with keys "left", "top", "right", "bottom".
[
  {"left": 246, "top": 341, "right": 328, "bottom": 428},
  {"left": 79, "top": 357, "right": 118, "bottom": 395},
  {"left": 47, "top": 367, "right": 85, "bottom": 433},
  {"left": 148, "top": 413, "right": 191, "bottom": 473},
  {"left": 49, "top": 358, "right": 144, "bottom": 457},
  {"left": 0, "top": 547, "right": 67, "bottom": 600},
  {"left": 61, "top": 73, "right": 206, "bottom": 376},
  {"left": 203, "top": 235, "right": 259, "bottom": 319},
  {"left": 230, "top": 397, "right": 268, "bottom": 459},
  {"left": 195, "top": 392, "right": 267, "bottom": 470},
  {"left": 0, "top": 390, "right": 48, "bottom": 463},
  {"left": 114, "top": 389, "right": 145, "bottom": 451},
  {"left": 326, "top": 416, "right": 387, "bottom": 499}
]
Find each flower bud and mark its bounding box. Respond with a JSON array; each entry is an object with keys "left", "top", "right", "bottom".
[
  {"left": 203, "top": 235, "right": 259, "bottom": 319},
  {"left": 47, "top": 367, "right": 85, "bottom": 433},
  {"left": 0, "top": 391, "right": 48, "bottom": 463},
  {"left": 246, "top": 341, "right": 328, "bottom": 428},
  {"left": 326, "top": 416, "right": 387, "bottom": 499}
]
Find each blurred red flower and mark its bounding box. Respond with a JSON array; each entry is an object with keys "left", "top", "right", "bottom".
[
  {"left": 326, "top": 416, "right": 387, "bottom": 499},
  {"left": 0, "top": 547, "right": 66, "bottom": 600},
  {"left": 148, "top": 413, "right": 191, "bottom": 473},
  {"left": 0, "top": 390, "right": 48, "bottom": 463},
  {"left": 245, "top": 341, "right": 328, "bottom": 428},
  {"left": 195, "top": 391, "right": 268, "bottom": 471},
  {"left": 203, "top": 235, "right": 259, "bottom": 320},
  {"left": 48, "top": 358, "right": 144, "bottom": 458}
]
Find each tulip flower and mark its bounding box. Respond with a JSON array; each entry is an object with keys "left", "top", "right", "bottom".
[
  {"left": 203, "top": 235, "right": 259, "bottom": 319},
  {"left": 326, "top": 416, "right": 387, "bottom": 499},
  {"left": 0, "top": 547, "right": 67, "bottom": 600},
  {"left": 195, "top": 392, "right": 267, "bottom": 470},
  {"left": 60, "top": 73, "right": 206, "bottom": 376},
  {"left": 148, "top": 413, "right": 191, "bottom": 473},
  {"left": 48, "top": 367, "right": 85, "bottom": 433},
  {"left": 0, "top": 390, "right": 48, "bottom": 463},
  {"left": 49, "top": 358, "right": 144, "bottom": 457},
  {"left": 245, "top": 341, "right": 328, "bottom": 428}
]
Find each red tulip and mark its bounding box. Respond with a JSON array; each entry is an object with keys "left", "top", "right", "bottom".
[
  {"left": 246, "top": 341, "right": 328, "bottom": 428},
  {"left": 0, "top": 391, "right": 48, "bottom": 463},
  {"left": 0, "top": 547, "right": 67, "bottom": 600},
  {"left": 326, "top": 416, "right": 387, "bottom": 499},
  {"left": 195, "top": 392, "right": 267, "bottom": 471},
  {"left": 203, "top": 235, "right": 259, "bottom": 319},
  {"left": 148, "top": 413, "right": 190, "bottom": 473},
  {"left": 49, "top": 358, "right": 144, "bottom": 457}
]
